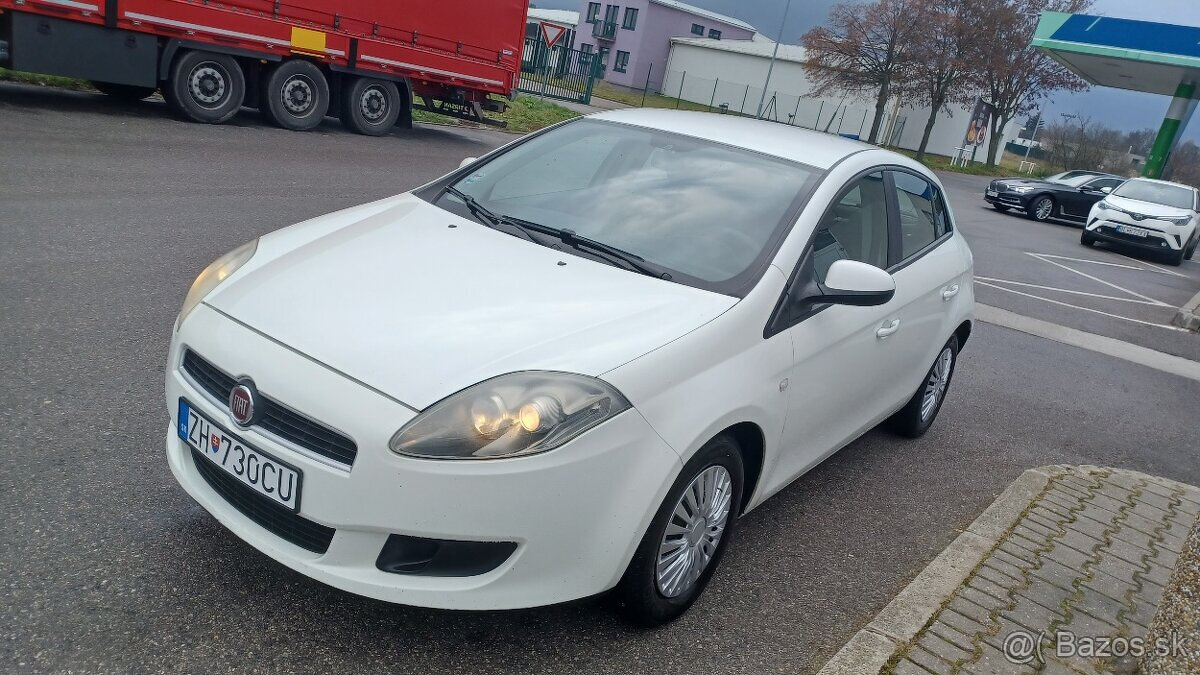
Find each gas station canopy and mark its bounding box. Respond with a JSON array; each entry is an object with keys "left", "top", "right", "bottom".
[{"left": 1032, "top": 12, "right": 1200, "bottom": 178}]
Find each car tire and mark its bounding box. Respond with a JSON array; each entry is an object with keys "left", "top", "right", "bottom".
[
  {"left": 1080, "top": 232, "right": 1095, "bottom": 247},
  {"left": 1166, "top": 248, "right": 1185, "bottom": 266},
  {"left": 167, "top": 51, "right": 245, "bottom": 124},
  {"left": 1026, "top": 195, "right": 1055, "bottom": 222},
  {"left": 1185, "top": 235, "right": 1198, "bottom": 261},
  {"left": 339, "top": 77, "right": 402, "bottom": 136},
  {"left": 887, "top": 335, "right": 959, "bottom": 439},
  {"left": 261, "top": 59, "right": 330, "bottom": 131},
  {"left": 993, "top": 204, "right": 1010, "bottom": 213},
  {"left": 614, "top": 435, "right": 744, "bottom": 626},
  {"left": 92, "top": 81, "right": 157, "bottom": 101}
]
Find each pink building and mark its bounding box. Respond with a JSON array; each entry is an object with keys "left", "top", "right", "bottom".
[{"left": 575, "top": 0, "right": 755, "bottom": 91}]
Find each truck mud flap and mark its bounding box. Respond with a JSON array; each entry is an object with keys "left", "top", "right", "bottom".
[{"left": 9, "top": 12, "right": 156, "bottom": 87}]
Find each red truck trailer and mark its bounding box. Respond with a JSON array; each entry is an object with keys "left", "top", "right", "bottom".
[{"left": 0, "top": 0, "right": 528, "bottom": 134}]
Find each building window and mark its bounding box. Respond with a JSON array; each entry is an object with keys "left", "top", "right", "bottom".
[
  {"left": 691, "top": 24, "right": 704, "bottom": 35},
  {"left": 598, "top": 46, "right": 610, "bottom": 71},
  {"left": 581, "top": 43, "right": 593, "bottom": 54},
  {"left": 586, "top": 2, "right": 600, "bottom": 23},
  {"left": 708, "top": 28, "right": 721, "bottom": 39},
  {"left": 614, "top": 50, "right": 629, "bottom": 73},
  {"left": 622, "top": 7, "right": 638, "bottom": 30}
]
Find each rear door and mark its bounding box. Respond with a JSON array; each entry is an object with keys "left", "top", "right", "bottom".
[
  {"left": 1062, "top": 177, "right": 1122, "bottom": 219},
  {"left": 883, "top": 170, "right": 966, "bottom": 411}
]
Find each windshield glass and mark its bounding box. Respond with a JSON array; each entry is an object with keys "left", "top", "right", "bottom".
[
  {"left": 1055, "top": 173, "right": 1101, "bottom": 187},
  {"left": 429, "top": 119, "right": 820, "bottom": 290},
  {"left": 1044, "top": 170, "right": 1092, "bottom": 183},
  {"left": 1113, "top": 181, "right": 1195, "bottom": 210}
]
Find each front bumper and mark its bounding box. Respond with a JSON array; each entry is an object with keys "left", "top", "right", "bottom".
[
  {"left": 166, "top": 304, "right": 682, "bottom": 610},
  {"left": 1084, "top": 217, "right": 1189, "bottom": 252},
  {"left": 983, "top": 189, "right": 1029, "bottom": 209}
]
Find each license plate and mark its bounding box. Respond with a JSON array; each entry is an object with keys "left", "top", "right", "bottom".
[
  {"left": 1117, "top": 224, "right": 1149, "bottom": 237},
  {"left": 985, "top": 189, "right": 998, "bottom": 198},
  {"left": 178, "top": 398, "right": 302, "bottom": 511}
]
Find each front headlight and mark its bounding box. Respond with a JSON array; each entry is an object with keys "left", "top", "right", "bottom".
[
  {"left": 1162, "top": 215, "right": 1192, "bottom": 226},
  {"left": 1096, "top": 200, "right": 1111, "bottom": 211},
  {"left": 175, "top": 239, "right": 258, "bottom": 331},
  {"left": 389, "top": 372, "right": 631, "bottom": 460},
  {"left": 1011, "top": 186, "right": 1035, "bottom": 194}
]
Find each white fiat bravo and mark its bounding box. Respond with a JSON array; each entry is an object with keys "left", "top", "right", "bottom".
[{"left": 166, "top": 109, "right": 974, "bottom": 625}]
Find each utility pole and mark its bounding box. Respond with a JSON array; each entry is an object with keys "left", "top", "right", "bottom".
[{"left": 756, "top": 0, "right": 792, "bottom": 119}]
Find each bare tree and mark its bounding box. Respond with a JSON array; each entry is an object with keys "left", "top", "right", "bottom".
[
  {"left": 973, "top": 0, "right": 1091, "bottom": 165},
  {"left": 1122, "top": 128, "right": 1158, "bottom": 157},
  {"left": 802, "top": 0, "right": 927, "bottom": 144},
  {"left": 1167, "top": 141, "right": 1200, "bottom": 186},
  {"left": 1040, "top": 116, "right": 1133, "bottom": 174},
  {"left": 902, "top": 0, "right": 988, "bottom": 161}
]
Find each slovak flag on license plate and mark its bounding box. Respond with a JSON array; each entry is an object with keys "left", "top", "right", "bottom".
[{"left": 211, "top": 433, "right": 221, "bottom": 453}]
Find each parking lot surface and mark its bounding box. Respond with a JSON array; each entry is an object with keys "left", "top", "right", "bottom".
[{"left": 3, "top": 83, "right": 1199, "bottom": 674}]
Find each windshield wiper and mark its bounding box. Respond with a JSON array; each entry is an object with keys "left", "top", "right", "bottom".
[
  {"left": 443, "top": 186, "right": 670, "bottom": 280},
  {"left": 443, "top": 186, "right": 536, "bottom": 243}
]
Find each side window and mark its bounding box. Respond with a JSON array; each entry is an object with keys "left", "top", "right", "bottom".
[
  {"left": 891, "top": 171, "right": 944, "bottom": 260},
  {"left": 1087, "top": 177, "right": 1122, "bottom": 192},
  {"left": 812, "top": 172, "right": 889, "bottom": 283}
]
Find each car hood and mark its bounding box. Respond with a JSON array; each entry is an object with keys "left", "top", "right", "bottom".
[
  {"left": 1103, "top": 195, "right": 1193, "bottom": 219},
  {"left": 992, "top": 178, "right": 1056, "bottom": 189},
  {"left": 206, "top": 194, "right": 737, "bottom": 409}
]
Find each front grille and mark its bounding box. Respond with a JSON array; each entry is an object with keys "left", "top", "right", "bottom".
[
  {"left": 182, "top": 350, "right": 358, "bottom": 467},
  {"left": 191, "top": 448, "right": 335, "bottom": 554}
]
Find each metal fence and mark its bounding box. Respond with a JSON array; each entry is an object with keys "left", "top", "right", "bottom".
[{"left": 517, "top": 36, "right": 599, "bottom": 104}]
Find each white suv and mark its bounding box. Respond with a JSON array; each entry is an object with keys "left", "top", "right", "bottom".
[{"left": 1082, "top": 178, "right": 1199, "bottom": 265}]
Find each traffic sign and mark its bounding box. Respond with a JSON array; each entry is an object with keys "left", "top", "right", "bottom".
[{"left": 539, "top": 22, "right": 567, "bottom": 49}]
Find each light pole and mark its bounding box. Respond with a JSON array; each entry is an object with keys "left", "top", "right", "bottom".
[{"left": 756, "top": 0, "right": 793, "bottom": 119}]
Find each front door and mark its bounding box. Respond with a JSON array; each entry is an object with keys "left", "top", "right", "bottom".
[{"left": 775, "top": 171, "right": 905, "bottom": 482}]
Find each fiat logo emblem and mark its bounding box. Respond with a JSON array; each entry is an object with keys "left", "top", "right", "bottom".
[{"left": 228, "top": 381, "right": 258, "bottom": 427}]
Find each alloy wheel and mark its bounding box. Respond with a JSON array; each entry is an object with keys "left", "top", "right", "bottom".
[
  {"left": 1034, "top": 198, "right": 1053, "bottom": 220},
  {"left": 655, "top": 465, "right": 733, "bottom": 598},
  {"left": 921, "top": 347, "right": 954, "bottom": 422}
]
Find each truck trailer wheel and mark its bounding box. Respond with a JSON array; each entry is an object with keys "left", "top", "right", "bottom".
[
  {"left": 167, "top": 51, "right": 246, "bottom": 124},
  {"left": 339, "top": 77, "right": 401, "bottom": 136},
  {"left": 92, "top": 82, "right": 157, "bottom": 101},
  {"left": 261, "top": 60, "right": 330, "bottom": 131}
]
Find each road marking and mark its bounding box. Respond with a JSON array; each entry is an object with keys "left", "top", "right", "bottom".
[
  {"left": 975, "top": 304, "right": 1200, "bottom": 382},
  {"left": 1025, "top": 252, "right": 1169, "bottom": 305},
  {"left": 975, "top": 281, "right": 1188, "bottom": 331},
  {"left": 1107, "top": 250, "right": 1189, "bottom": 278},
  {"left": 974, "top": 277, "right": 1163, "bottom": 305}
]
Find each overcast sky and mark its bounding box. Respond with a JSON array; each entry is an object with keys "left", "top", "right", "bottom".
[{"left": 532, "top": 0, "right": 1200, "bottom": 141}]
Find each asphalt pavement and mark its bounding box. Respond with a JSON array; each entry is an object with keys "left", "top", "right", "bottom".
[{"left": 2, "top": 83, "right": 1199, "bottom": 674}]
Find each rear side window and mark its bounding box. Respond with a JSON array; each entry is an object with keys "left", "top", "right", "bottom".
[
  {"left": 811, "top": 172, "right": 889, "bottom": 283},
  {"left": 891, "top": 171, "right": 949, "bottom": 260}
]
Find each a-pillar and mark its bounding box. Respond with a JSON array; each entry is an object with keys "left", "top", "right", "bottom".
[{"left": 1143, "top": 80, "right": 1198, "bottom": 179}]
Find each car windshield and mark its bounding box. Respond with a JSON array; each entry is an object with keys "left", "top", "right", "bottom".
[
  {"left": 1054, "top": 173, "right": 1101, "bottom": 187},
  {"left": 428, "top": 119, "right": 820, "bottom": 292},
  {"left": 1045, "top": 170, "right": 1093, "bottom": 183},
  {"left": 1112, "top": 181, "right": 1195, "bottom": 210}
]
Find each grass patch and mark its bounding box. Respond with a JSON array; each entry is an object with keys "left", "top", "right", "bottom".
[
  {"left": 592, "top": 81, "right": 717, "bottom": 113},
  {"left": 414, "top": 96, "right": 580, "bottom": 134},
  {"left": 891, "top": 148, "right": 1015, "bottom": 177},
  {"left": 0, "top": 68, "right": 92, "bottom": 90}
]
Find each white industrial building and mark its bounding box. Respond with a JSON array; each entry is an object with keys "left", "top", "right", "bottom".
[{"left": 663, "top": 35, "right": 1020, "bottom": 159}]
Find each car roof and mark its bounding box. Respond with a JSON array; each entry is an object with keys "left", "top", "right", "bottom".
[{"left": 586, "top": 108, "right": 876, "bottom": 170}]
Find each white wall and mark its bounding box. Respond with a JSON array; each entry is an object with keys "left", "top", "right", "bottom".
[{"left": 663, "top": 41, "right": 1020, "bottom": 159}]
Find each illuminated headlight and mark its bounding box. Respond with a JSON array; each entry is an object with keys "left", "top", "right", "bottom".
[
  {"left": 389, "top": 372, "right": 631, "bottom": 460},
  {"left": 1011, "top": 186, "right": 1036, "bottom": 194},
  {"left": 175, "top": 239, "right": 258, "bottom": 331}
]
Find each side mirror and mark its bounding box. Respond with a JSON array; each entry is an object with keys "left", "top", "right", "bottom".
[
  {"left": 817, "top": 260, "right": 896, "bottom": 306},
  {"left": 459, "top": 157, "right": 477, "bottom": 169},
  {"left": 1101, "top": 186, "right": 1113, "bottom": 194}
]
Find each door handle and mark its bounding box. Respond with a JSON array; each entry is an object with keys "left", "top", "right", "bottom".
[
  {"left": 942, "top": 284, "right": 960, "bottom": 301},
  {"left": 876, "top": 319, "right": 901, "bottom": 339}
]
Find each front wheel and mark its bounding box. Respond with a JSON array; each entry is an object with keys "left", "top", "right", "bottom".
[
  {"left": 615, "top": 435, "right": 744, "bottom": 626},
  {"left": 887, "top": 335, "right": 959, "bottom": 438},
  {"left": 1081, "top": 232, "right": 1095, "bottom": 247},
  {"left": 1026, "top": 195, "right": 1055, "bottom": 222},
  {"left": 167, "top": 51, "right": 245, "bottom": 124}
]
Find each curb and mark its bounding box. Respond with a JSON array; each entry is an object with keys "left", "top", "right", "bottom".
[
  {"left": 1171, "top": 287, "right": 1200, "bottom": 332},
  {"left": 816, "top": 465, "right": 1071, "bottom": 675}
]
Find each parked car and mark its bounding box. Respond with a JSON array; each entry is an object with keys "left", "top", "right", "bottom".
[
  {"left": 1082, "top": 178, "right": 1199, "bottom": 265},
  {"left": 984, "top": 172, "right": 1125, "bottom": 223},
  {"left": 165, "top": 109, "right": 975, "bottom": 625}
]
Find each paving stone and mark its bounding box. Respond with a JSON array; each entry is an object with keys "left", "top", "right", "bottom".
[
  {"left": 1013, "top": 578, "right": 1073, "bottom": 616},
  {"left": 1092, "top": 554, "right": 1142, "bottom": 586},
  {"left": 961, "top": 586, "right": 1009, "bottom": 615},
  {"left": 1123, "top": 598, "right": 1159, "bottom": 631},
  {"left": 1134, "top": 490, "right": 1174, "bottom": 513},
  {"left": 892, "top": 658, "right": 935, "bottom": 675},
  {"left": 1056, "top": 529, "right": 1104, "bottom": 559},
  {"left": 1000, "top": 595, "right": 1062, "bottom": 634},
  {"left": 949, "top": 596, "right": 996, "bottom": 628},
  {"left": 1080, "top": 574, "right": 1136, "bottom": 608},
  {"left": 906, "top": 645, "right": 954, "bottom": 673},
  {"left": 998, "top": 539, "right": 1041, "bottom": 566},
  {"left": 972, "top": 640, "right": 1037, "bottom": 674},
  {"left": 929, "top": 621, "right": 979, "bottom": 653},
  {"left": 1073, "top": 585, "right": 1131, "bottom": 627},
  {"left": 1051, "top": 481, "right": 1095, "bottom": 502},
  {"left": 1014, "top": 520, "right": 1057, "bottom": 543},
  {"left": 1098, "top": 537, "right": 1153, "bottom": 568},
  {"left": 1037, "top": 656, "right": 1085, "bottom": 675},
  {"left": 938, "top": 607, "right": 990, "bottom": 641},
  {"left": 1130, "top": 501, "right": 1171, "bottom": 523},
  {"left": 1035, "top": 497, "right": 1076, "bottom": 521},
  {"left": 1028, "top": 557, "right": 1085, "bottom": 593},
  {"left": 969, "top": 574, "right": 1015, "bottom": 604},
  {"left": 1088, "top": 493, "right": 1131, "bottom": 517},
  {"left": 918, "top": 628, "right": 974, "bottom": 664},
  {"left": 1107, "top": 524, "right": 1155, "bottom": 555},
  {"left": 1061, "top": 514, "right": 1110, "bottom": 542},
  {"left": 1137, "top": 560, "right": 1173, "bottom": 587},
  {"left": 1042, "top": 541, "right": 1094, "bottom": 575},
  {"left": 1123, "top": 512, "right": 1166, "bottom": 539},
  {"left": 978, "top": 562, "right": 1024, "bottom": 590}
]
